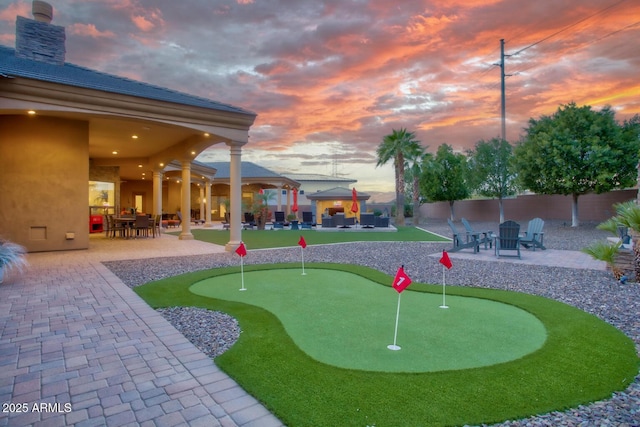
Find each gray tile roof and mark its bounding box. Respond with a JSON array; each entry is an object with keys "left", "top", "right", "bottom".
[
  {"left": 0, "top": 45, "right": 255, "bottom": 116},
  {"left": 202, "top": 161, "right": 284, "bottom": 179},
  {"left": 305, "top": 187, "right": 370, "bottom": 200},
  {"left": 284, "top": 173, "right": 356, "bottom": 183}
]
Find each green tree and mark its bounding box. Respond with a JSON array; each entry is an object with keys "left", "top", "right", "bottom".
[
  {"left": 621, "top": 115, "right": 640, "bottom": 204},
  {"left": 420, "top": 144, "right": 470, "bottom": 220},
  {"left": 514, "top": 103, "right": 639, "bottom": 227},
  {"left": 376, "top": 128, "right": 423, "bottom": 226},
  {"left": 467, "top": 137, "right": 519, "bottom": 223}
]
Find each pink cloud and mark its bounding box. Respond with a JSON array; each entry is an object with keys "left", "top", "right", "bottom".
[
  {"left": 0, "top": 2, "right": 30, "bottom": 22},
  {"left": 68, "top": 23, "right": 115, "bottom": 38}
]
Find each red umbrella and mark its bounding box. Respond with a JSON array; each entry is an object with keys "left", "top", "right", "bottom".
[
  {"left": 292, "top": 188, "right": 299, "bottom": 212},
  {"left": 351, "top": 187, "right": 359, "bottom": 213}
]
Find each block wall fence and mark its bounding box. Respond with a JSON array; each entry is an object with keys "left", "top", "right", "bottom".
[{"left": 417, "top": 190, "right": 638, "bottom": 223}]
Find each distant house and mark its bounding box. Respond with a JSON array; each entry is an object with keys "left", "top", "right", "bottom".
[
  {"left": 306, "top": 187, "right": 370, "bottom": 225},
  {"left": 282, "top": 173, "right": 356, "bottom": 207},
  {"left": 0, "top": 1, "right": 256, "bottom": 252}
]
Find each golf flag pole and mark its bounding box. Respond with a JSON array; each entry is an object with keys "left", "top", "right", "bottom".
[
  {"left": 388, "top": 293, "right": 402, "bottom": 351},
  {"left": 235, "top": 242, "right": 247, "bottom": 291},
  {"left": 388, "top": 265, "right": 412, "bottom": 351},
  {"left": 298, "top": 236, "right": 307, "bottom": 275},
  {"left": 439, "top": 250, "right": 453, "bottom": 308},
  {"left": 440, "top": 265, "right": 447, "bottom": 308}
]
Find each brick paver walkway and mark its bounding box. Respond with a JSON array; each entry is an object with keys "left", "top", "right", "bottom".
[{"left": 0, "top": 232, "right": 283, "bottom": 427}]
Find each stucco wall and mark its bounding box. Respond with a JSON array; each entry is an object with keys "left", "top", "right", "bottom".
[{"left": 0, "top": 115, "right": 89, "bottom": 251}]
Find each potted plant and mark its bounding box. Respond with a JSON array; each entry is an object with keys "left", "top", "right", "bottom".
[
  {"left": 0, "top": 238, "right": 28, "bottom": 284},
  {"left": 251, "top": 191, "right": 274, "bottom": 230}
]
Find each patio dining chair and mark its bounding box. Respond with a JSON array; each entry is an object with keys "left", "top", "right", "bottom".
[{"left": 133, "top": 215, "right": 150, "bottom": 238}]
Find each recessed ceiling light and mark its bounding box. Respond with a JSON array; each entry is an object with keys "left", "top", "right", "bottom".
[
  {"left": 138, "top": 164, "right": 142, "bottom": 168},
  {"left": 159, "top": 163, "right": 164, "bottom": 167},
  {"left": 112, "top": 151, "right": 118, "bottom": 155},
  {"left": 27, "top": 110, "right": 36, "bottom": 115},
  {"left": 204, "top": 133, "right": 210, "bottom": 137}
]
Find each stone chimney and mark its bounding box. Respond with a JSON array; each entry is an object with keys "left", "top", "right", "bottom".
[{"left": 15, "top": 1, "right": 66, "bottom": 65}]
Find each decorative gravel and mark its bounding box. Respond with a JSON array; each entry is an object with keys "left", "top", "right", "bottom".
[
  {"left": 155, "top": 306, "right": 241, "bottom": 359},
  {"left": 103, "top": 220, "right": 640, "bottom": 427}
]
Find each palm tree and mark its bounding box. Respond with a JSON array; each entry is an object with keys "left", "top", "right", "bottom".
[
  {"left": 376, "top": 128, "right": 423, "bottom": 226},
  {"left": 406, "top": 151, "right": 429, "bottom": 225}
]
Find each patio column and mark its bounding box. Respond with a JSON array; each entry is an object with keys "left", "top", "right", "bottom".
[
  {"left": 152, "top": 170, "right": 163, "bottom": 217},
  {"left": 226, "top": 141, "right": 244, "bottom": 252},
  {"left": 203, "top": 179, "right": 213, "bottom": 228},
  {"left": 286, "top": 188, "right": 291, "bottom": 216},
  {"left": 199, "top": 185, "right": 205, "bottom": 224},
  {"left": 179, "top": 160, "right": 193, "bottom": 240},
  {"left": 277, "top": 186, "right": 283, "bottom": 211}
]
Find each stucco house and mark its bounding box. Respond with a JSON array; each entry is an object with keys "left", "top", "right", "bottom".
[{"left": 0, "top": 1, "right": 256, "bottom": 252}]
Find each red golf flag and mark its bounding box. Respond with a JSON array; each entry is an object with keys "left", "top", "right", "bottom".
[
  {"left": 298, "top": 235, "right": 307, "bottom": 249},
  {"left": 392, "top": 266, "right": 412, "bottom": 293},
  {"left": 235, "top": 242, "right": 247, "bottom": 257},
  {"left": 439, "top": 250, "right": 452, "bottom": 269}
]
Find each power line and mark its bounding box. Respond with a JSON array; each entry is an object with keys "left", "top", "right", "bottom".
[
  {"left": 508, "top": 19, "right": 640, "bottom": 77},
  {"left": 508, "top": 0, "right": 629, "bottom": 57},
  {"left": 496, "top": 0, "right": 635, "bottom": 141}
]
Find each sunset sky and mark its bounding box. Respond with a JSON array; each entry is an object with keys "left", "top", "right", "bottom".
[{"left": 1, "top": 0, "right": 639, "bottom": 198}]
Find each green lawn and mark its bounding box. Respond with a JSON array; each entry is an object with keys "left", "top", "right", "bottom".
[
  {"left": 136, "top": 263, "right": 639, "bottom": 427},
  {"left": 168, "top": 226, "right": 448, "bottom": 249}
]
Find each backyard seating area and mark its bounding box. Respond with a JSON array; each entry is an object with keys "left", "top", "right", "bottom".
[
  {"left": 320, "top": 213, "right": 390, "bottom": 229},
  {"left": 448, "top": 218, "right": 547, "bottom": 259}
]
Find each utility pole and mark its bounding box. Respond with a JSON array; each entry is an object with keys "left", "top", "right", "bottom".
[{"left": 500, "top": 38, "right": 507, "bottom": 142}]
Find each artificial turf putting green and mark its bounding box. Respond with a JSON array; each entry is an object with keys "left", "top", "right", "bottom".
[
  {"left": 190, "top": 269, "right": 547, "bottom": 372},
  {"left": 136, "top": 263, "right": 639, "bottom": 427}
]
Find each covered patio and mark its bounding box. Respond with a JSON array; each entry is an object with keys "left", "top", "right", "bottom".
[{"left": 0, "top": 2, "right": 256, "bottom": 252}]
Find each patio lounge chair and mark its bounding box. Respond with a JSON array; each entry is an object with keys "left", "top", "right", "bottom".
[
  {"left": 461, "top": 218, "right": 493, "bottom": 249},
  {"left": 243, "top": 212, "right": 256, "bottom": 230},
  {"left": 321, "top": 216, "right": 334, "bottom": 228},
  {"left": 274, "top": 211, "right": 286, "bottom": 229},
  {"left": 301, "top": 211, "right": 314, "bottom": 229},
  {"left": 448, "top": 219, "right": 479, "bottom": 253},
  {"left": 374, "top": 216, "right": 389, "bottom": 228},
  {"left": 360, "top": 213, "right": 375, "bottom": 228},
  {"left": 222, "top": 212, "right": 230, "bottom": 230},
  {"left": 520, "top": 217, "right": 546, "bottom": 251},
  {"left": 495, "top": 220, "right": 521, "bottom": 258}
]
